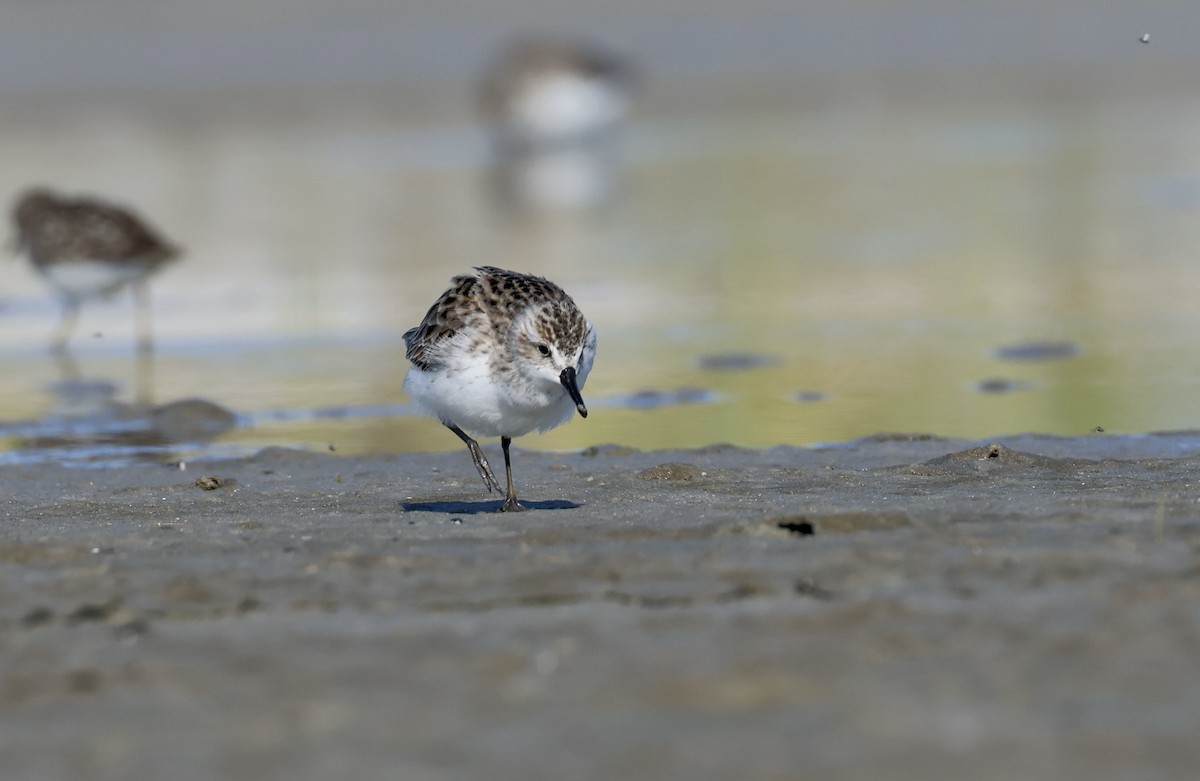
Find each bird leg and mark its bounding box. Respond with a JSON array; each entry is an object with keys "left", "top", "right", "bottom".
[
  {"left": 134, "top": 347, "right": 155, "bottom": 408},
  {"left": 444, "top": 422, "right": 502, "bottom": 494},
  {"left": 500, "top": 436, "right": 526, "bottom": 513},
  {"left": 133, "top": 281, "right": 154, "bottom": 355},
  {"left": 53, "top": 347, "right": 81, "bottom": 385},
  {"left": 50, "top": 299, "right": 80, "bottom": 354}
]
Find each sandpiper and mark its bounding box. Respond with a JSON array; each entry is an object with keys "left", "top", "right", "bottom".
[
  {"left": 479, "top": 35, "right": 636, "bottom": 153},
  {"left": 403, "top": 266, "right": 596, "bottom": 512},
  {"left": 11, "top": 188, "right": 181, "bottom": 353}
]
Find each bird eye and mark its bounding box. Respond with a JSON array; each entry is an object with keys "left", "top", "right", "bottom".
[{"left": 537, "top": 344, "right": 551, "bottom": 357}]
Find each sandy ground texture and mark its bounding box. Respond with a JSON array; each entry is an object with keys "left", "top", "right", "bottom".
[{"left": 2, "top": 432, "right": 1200, "bottom": 781}]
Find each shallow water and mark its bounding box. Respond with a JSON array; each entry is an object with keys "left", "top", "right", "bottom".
[{"left": 3, "top": 2, "right": 1200, "bottom": 465}]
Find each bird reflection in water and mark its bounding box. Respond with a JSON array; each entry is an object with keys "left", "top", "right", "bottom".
[
  {"left": 478, "top": 35, "right": 638, "bottom": 219},
  {"left": 6, "top": 189, "right": 234, "bottom": 460},
  {"left": 18, "top": 359, "right": 237, "bottom": 462}
]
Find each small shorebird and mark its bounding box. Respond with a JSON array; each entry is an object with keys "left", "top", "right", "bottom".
[
  {"left": 479, "top": 35, "right": 636, "bottom": 153},
  {"left": 11, "top": 188, "right": 181, "bottom": 353},
  {"left": 403, "top": 266, "right": 596, "bottom": 512}
]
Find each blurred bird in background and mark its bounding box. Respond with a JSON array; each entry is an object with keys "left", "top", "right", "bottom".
[
  {"left": 478, "top": 35, "right": 638, "bottom": 216},
  {"left": 11, "top": 188, "right": 181, "bottom": 354}
]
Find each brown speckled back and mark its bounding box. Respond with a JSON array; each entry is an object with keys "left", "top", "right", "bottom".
[
  {"left": 404, "top": 266, "right": 587, "bottom": 370},
  {"left": 12, "top": 188, "right": 180, "bottom": 272}
]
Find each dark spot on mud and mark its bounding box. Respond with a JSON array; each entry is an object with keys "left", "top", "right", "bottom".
[
  {"left": 794, "top": 577, "right": 835, "bottom": 600},
  {"left": 580, "top": 444, "right": 639, "bottom": 457},
  {"left": 67, "top": 601, "right": 119, "bottom": 624},
  {"left": 994, "top": 341, "right": 1079, "bottom": 362},
  {"left": 515, "top": 593, "right": 580, "bottom": 608},
  {"left": 195, "top": 476, "right": 224, "bottom": 490},
  {"left": 697, "top": 352, "right": 779, "bottom": 371},
  {"left": 976, "top": 377, "right": 1032, "bottom": 394},
  {"left": 66, "top": 668, "right": 103, "bottom": 694},
  {"left": 236, "top": 596, "right": 261, "bottom": 614},
  {"left": 422, "top": 592, "right": 584, "bottom": 613},
  {"left": 716, "top": 583, "right": 770, "bottom": 601},
  {"left": 775, "top": 518, "right": 816, "bottom": 536},
  {"left": 792, "top": 390, "right": 826, "bottom": 403},
  {"left": 604, "top": 590, "right": 693, "bottom": 609},
  {"left": 21, "top": 606, "right": 54, "bottom": 628},
  {"left": 291, "top": 597, "right": 340, "bottom": 612},
  {"left": 637, "top": 463, "right": 704, "bottom": 481},
  {"left": 114, "top": 615, "right": 151, "bottom": 638}
]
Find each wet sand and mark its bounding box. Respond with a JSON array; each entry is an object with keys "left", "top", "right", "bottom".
[{"left": 2, "top": 432, "right": 1199, "bottom": 780}]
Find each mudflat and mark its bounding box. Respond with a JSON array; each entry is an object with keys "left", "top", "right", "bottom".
[{"left": 2, "top": 432, "right": 1199, "bottom": 780}]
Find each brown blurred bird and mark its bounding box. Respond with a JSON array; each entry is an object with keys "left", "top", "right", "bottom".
[
  {"left": 11, "top": 188, "right": 181, "bottom": 353},
  {"left": 479, "top": 36, "right": 637, "bottom": 153}
]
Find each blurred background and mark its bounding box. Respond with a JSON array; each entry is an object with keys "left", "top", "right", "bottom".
[{"left": 3, "top": 0, "right": 1200, "bottom": 465}]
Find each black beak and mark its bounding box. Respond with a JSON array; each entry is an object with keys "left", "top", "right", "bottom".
[{"left": 560, "top": 366, "right": 588, "bottom": 418}]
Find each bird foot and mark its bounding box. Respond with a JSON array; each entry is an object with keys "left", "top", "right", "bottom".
[{"left": 499, "top": 496, "right": 527, "bottom": 513}]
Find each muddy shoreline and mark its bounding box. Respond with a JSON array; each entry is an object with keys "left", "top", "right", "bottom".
[{"left": 2, "top": 432, "right": 1199, "bottom": 780}]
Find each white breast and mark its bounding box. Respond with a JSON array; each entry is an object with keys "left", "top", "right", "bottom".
[
  {"left": 404, "top": 353, "right": 579, "bottom": 440},
  {"left": 508, "top": 73, "right": 629, "bottom": 142},
  {"left": 40, "top": 260, "right": 148, "bottom": 301}
]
